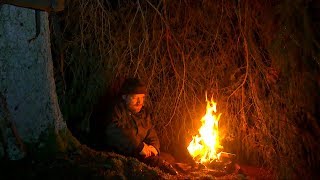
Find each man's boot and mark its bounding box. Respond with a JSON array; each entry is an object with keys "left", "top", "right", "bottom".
[
  {"left": 140, "top": 155, "right": 178, "bottom": 175},
  {"left": 158, "top": 160, "right": 179, "bottom": 175}
]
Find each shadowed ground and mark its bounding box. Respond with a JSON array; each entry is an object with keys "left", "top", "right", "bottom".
[{"left": 0, "top": 145, "right": 274, "bottom": 180}]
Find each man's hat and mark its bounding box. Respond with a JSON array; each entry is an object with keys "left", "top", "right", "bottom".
[{"left": 120, "top": 78, "right": 147, "bottom": 95}]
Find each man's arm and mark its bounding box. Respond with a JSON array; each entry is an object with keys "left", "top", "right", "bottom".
[
  {"left": 144, "top": 113, "right": 160, "bottom": 154},
  {"left": 104, "top": 122, "right": 144, "bottom": 156}
]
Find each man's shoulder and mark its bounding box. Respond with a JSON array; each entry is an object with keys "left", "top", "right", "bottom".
[
  {"left": 114, "top": 101, "right": 127, "bottom": 111},
  {"left": 111, "top": 102, "right": 128, "bottom": 119},
  {"left": 110, "top": 102, "right": 132, "bottom": 127}
]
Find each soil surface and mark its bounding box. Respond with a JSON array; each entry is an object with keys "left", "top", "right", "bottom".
[{"left": 0, "top": 146, "right": 273, "bottom": 180}]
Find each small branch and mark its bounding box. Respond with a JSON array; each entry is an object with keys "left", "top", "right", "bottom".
[{"left": 227, "top": 35, "right": 249, "bottom": 102}]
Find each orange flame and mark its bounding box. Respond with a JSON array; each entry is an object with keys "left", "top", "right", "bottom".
[{"left": 187, "top": 94, "right": 223, "bottom": 164}]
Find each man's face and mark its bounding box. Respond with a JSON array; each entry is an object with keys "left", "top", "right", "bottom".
[{"left": 123, "top": 94, "right": 145, "bottom": 113}]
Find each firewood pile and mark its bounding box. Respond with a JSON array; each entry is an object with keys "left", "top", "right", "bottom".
[{"left": 172, "top": 152, "right": 245, "bottom": 179}]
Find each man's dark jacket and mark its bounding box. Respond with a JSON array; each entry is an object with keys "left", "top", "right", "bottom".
[{"left": 104, "top": 101, "right": 160, "bottom": 157}]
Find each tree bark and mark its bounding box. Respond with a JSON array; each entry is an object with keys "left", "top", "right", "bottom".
[{"left": 0, "top": 4, "right": 78, "bottom": 160}]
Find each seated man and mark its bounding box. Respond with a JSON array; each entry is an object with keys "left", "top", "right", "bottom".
[{"left": 103, "top": 78, "right": 178, "bottom": 175}]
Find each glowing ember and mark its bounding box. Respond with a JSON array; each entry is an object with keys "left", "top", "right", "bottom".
[{"left": 187, "top": 94, "right": 223, "bottom": 164}]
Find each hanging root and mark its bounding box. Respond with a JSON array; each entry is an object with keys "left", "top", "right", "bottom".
[{"left": 0, "top": 93, "right": 26, "bottom": 159}]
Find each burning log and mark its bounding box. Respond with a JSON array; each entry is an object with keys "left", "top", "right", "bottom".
[
  {"left": 208, "top": 152, "right": 237, "bottom": 173},
  {"left": 174, "top": 153, "right": 241, "bottom": 177}
]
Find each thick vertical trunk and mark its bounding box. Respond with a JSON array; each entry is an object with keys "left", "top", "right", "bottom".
[{"left": 0, "top": 4, "right": 77, "bottom": 160}]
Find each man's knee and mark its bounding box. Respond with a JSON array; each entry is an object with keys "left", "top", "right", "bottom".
[{"left": 159, "top": 152, "right": 176, "bottom": 164}]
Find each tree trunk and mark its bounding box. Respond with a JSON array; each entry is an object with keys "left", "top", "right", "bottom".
[{"left": 0, "top": 4, "right": 78, "bottom": 160}]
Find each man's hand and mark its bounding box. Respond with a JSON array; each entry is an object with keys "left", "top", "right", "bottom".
[
  {"left": 139, "top": 143, "right": 159, "bottom": 157},
  {"left": 139, "top": 142, "right": 152, "bottom": 157},
  {"left": 148, "top": 145, "right": 158, "bottom": 156}
]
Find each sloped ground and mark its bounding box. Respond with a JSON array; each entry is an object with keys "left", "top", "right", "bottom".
[{"left": 0, "top": 145, "right": 273, "bottom": 180}]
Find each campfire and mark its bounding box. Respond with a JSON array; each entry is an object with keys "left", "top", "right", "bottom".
[
  {"left": 187, "top": 95, "right": 223, "bottom": 164},
  {"left": 186, "top": 94, "right": 237, "bottom": 172}
]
